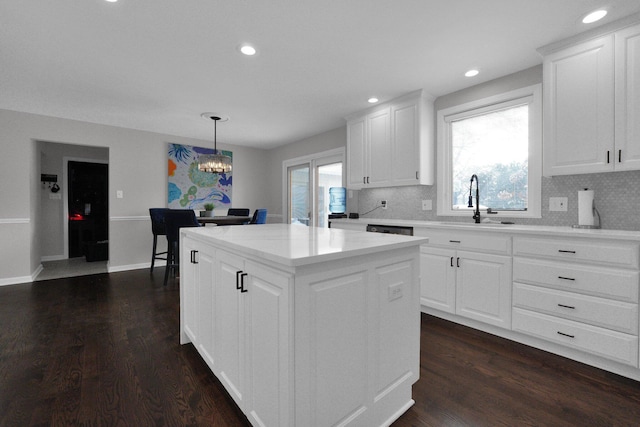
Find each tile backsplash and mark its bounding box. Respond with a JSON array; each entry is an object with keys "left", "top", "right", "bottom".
[{"left": 356, "top": 170, "right": 640, "bottom": 231}]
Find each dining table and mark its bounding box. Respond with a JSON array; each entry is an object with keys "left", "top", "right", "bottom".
[{"left": 197, "top": 215, "right": 251, "bottom": 226}]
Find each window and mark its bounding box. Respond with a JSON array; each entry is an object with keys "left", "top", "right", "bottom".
[{"left": 437, "top": 84, "right": 542, "bottom": 219}]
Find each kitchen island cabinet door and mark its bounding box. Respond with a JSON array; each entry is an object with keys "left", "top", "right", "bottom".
[
  {"left": 215, "top": 251, "right": 247, "bottom": 408},
  {"left": 181, "top": 236, "right": 200, "bottom": 345},
  {"left": 244, "top": 261, "right": 291, "bottom": 427}
]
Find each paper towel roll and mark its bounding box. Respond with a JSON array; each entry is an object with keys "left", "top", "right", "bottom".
[{"left": 578, "top": 189, "right": 595, "bottom": 226}]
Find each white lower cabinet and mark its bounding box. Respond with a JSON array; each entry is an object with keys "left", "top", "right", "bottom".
[
  {"left": 181, "top": 235, "right": 216, "bottom": 369},
  {"left": 512, "top": 236, "right": 640, "bottom": 368},
  {"left": 418, "top": 229, "right": 512, "bottom": 329},
  {"left": 215, "top": 250, "right": 291, "bottom": 427},
  {"left": 181, "top": 229, "right": 421, "bottom": 426}
]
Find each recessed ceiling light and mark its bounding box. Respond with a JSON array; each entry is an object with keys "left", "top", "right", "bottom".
[
  {"left": 465, "top": 69, "right": 479, "bottom": 77},
  {"left": 368, "top": 97, "right": 379, "bottom": 104},
  {"left": 105, "top": 0, "right": 118, "bottom": 2},
  {"left": 239, "top": 44, "right": 257, "bottom": 56},
  {"left": 582, "top": 9, "right": 607, "bottom": 24}
]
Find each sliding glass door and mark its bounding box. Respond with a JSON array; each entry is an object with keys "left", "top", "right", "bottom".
[
  {"left": 288, "top": 164, "right": 310, "bottom": 225},
  {"left": 284, "top": 148, "right": 345, "bottom": 228}
]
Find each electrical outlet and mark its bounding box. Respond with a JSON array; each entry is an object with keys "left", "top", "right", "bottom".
[
  {"left": 422, "top": 199, "right": 432, "bottom": 211},
  {"left": 381, "top": 200, "right": 387, "bottom": 209},
  {"left": 388, "top": 283, "right": 403, "bottom": 301},
  {"left": 549, "top": 197, "right": 568, "bottom": 212}
]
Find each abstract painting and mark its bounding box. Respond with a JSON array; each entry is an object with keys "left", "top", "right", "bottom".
[{"left": 167, "top": 143, "right": 232, "bottom": 210}]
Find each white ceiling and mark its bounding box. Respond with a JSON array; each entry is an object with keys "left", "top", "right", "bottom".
[{"left": 2, "top": 1, "right": 640, "bottom": 149}]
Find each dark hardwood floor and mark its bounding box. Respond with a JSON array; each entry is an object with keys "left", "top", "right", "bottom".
[{"left": 1, "top": 269, "right": 639, "bottom": 426}]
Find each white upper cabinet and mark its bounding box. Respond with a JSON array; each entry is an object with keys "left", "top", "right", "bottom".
[
  {"left": 346, "top": 90, "right": 434, "bottom": 189},
  {"left": 543, "top": 35, "right": 615, "bottom": 175},
  {"left": 367, "top": 106, "right": 393, "bottom": 187},
  {"left": 542, "top": 19, "right": 640, "bottom": 176},
  {"left": 615, "top": 23, "right": 640, "bottom": 171}
]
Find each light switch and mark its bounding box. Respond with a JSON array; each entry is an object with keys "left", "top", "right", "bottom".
[
  {"left": 422, "top": 200, "right": 432, "bottom": 211},
  {"left": 116, "top": 190, "right": 124, "bottom": 199}
]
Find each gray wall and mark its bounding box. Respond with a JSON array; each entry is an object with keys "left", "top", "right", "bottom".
[
  {"left": 0, "top": 109, "right": 270, "bottom": 284},
  {"left": 265, "top": 126, "right": 348, "bottom": 222}
]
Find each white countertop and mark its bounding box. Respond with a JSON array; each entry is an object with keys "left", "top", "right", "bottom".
[
  {"left": 182, "top": 223, "right": 428, "bottom": 267},
  {"left": 330, "top": 218, "right": 640, "bottom": 242}
]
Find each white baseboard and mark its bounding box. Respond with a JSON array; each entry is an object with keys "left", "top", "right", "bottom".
[
  {"left": 41, "top": 255, "right": 65, "bottom": 262},
  {"left": 0, "top": 265, "right": 42, "bottom": 286},
  {"left": 107, "top": 260, "right": 166, "bottom": 273}
]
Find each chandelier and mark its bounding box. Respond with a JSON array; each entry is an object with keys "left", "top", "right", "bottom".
[{"left": 198, "top": 113, "right": 232, "bottom": 174}]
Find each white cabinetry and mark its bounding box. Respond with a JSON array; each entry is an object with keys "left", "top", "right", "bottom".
[
  {"left": 181, "top": 235, "right": 216, "bottom": 368},
  {"left": 180, "top": 226, "right": 423, "bottom": 426},
  {"left": 615, "top": 23, "right": 640, "bottom": 171},
  {"left": 346, "top": 107, "right": 391, "bottom": 189},
  {"left": 542, "top": 21, "right": 640, "bottom": 176},
  {"left": 512, "top": 236, "right": 640, "bottom": 367},
  {"left": 215, "top": 251, "right": 291, "bottom": 427},
  {"left": 346, "top": 90, "right": 433, "bottom": 189},
  {"left": 183, "top": 244, "right": 292, "bottom": 427},
  {"left": 417, "top": 228, "right": 512, "bottom": 329}
]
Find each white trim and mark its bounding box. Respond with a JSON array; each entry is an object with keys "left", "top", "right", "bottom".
[
  {"left": 107, "top": 262, "right": 153, "bottom": 273},
  {"left": 63, "top": 156, "right": 109, "bottom": 259},
  {"left": 109, "top": 216, "right": 149, "bottom": 221},
  {"left": 281, "top": 147, "right": 346, "bottom": 227},
  {"left": 0, "top": 263, "right": 43, "bottom": 286},
  {"left": 41, "top": 255, "right": 65, "bottom": 262},
  {"left": 0, "top": 218, "right": 30, "bottom": 224},
  {"left": 436, "top": 84, "right": 542, "bottom": 219}
]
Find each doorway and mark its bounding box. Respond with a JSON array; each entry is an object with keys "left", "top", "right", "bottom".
[
  {"left": 283, "top": 148, "right": 345, "bottom": 228},
  {"left": 67, "top": 161, "right": 109, "bottom": 259}
]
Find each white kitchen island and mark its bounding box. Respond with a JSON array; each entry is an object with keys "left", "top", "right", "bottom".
[{"left": 179, "top": 224, "right": 428, "bottom": 427}]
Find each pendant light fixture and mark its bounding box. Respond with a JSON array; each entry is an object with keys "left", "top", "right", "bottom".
[{"left": 198, "top": 113, "right": 232, "bottom": 174}]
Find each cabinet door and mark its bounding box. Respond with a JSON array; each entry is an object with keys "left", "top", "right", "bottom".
[
  {"left": 367, "top": 107, "right": 392, "bottom": 186},
  {"left": 244, "top": 262, "right": 291, "bottom": 427},
  {"left": 196, "top": 247, "right": 216, "bottom": 370},
  {"left": 615, "top": 23, "right": 640, "bottom": 171},
  {"left": 346, "top": 116, "right": 366, "bottom": 189},
  {"left": 456, "top": 251, "right": 512, "bottom": 328},
  {"left": 419, "top": 246, "right": 456, "bottom": 314},
  {"left": 215, "top": 251, "right": 246, "bottom": 407},
  {"left": 543, "top": 35, "right": 615, "bottom": 176},
  {"left": 181, "top": 237, "right": 200, "bottom": 345},
  {"left": 392, "top": 98, "right": 420, "bottom": 185}
]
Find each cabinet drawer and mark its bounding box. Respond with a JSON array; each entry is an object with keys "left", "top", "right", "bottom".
[
  {"left": 418, "top": 228, "right": 511, "bottom": 254},
  {"left": 512, "top": 308, "right": 639, "bottom": 366},
  {"left": 513, "top": 283, "right": 638, "bottom": 334},
  {"left": 513, "top": 237, "right": 639, "bottom": 268},
  {"left": 513, "top": 257, "right": 639, "bottom": 302}
]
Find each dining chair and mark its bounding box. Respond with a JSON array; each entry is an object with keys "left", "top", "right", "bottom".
[
  {"left": 248, "top": 209, "right": 267, "bottom": 224},
  {"left": 149, "top": 208, "right": 170, "bottom": 273},
  {"left": 228, "top": 208, "right": 250, "bottom": 216},
  {"left": 163, "top": 209, "right": 201, "bottom": 286}
]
